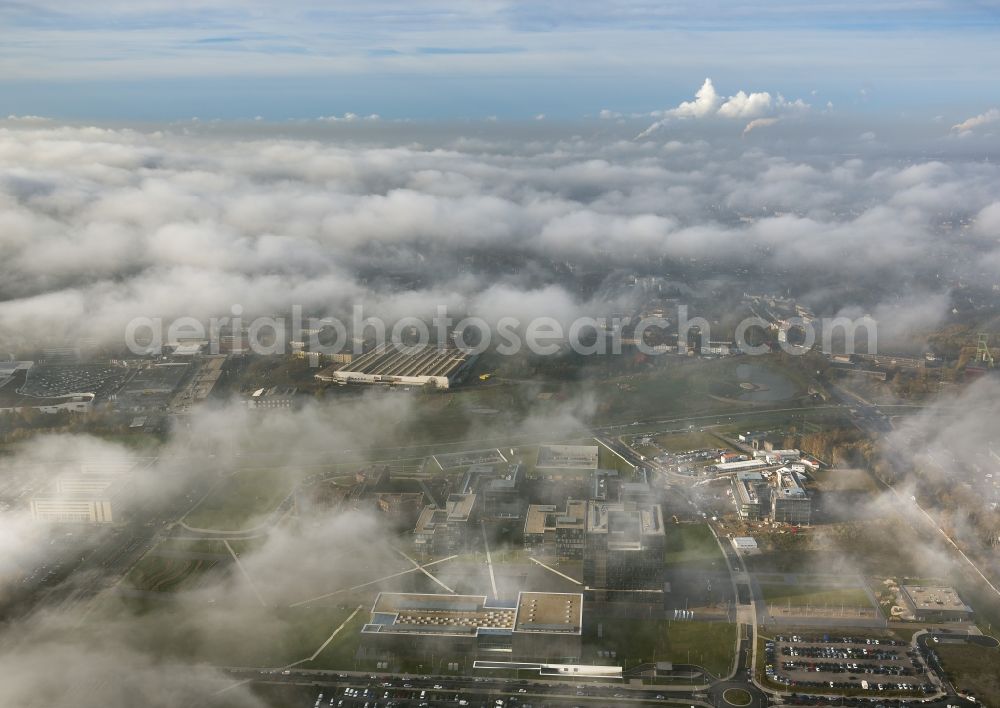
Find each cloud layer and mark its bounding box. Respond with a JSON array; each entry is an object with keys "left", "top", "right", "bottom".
[{"left": 1, "top": 118, "right": 1000, "bottom": 351}]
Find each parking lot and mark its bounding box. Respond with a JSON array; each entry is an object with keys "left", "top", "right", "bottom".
[{"left": 763, "top": 634, "right": 935, "bottom": 698}]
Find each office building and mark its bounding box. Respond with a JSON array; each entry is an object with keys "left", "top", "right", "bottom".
[
  {"left": 361, "top": 591, "right": 583, "bottom": 661},
  {"left": 413, "top": 493, "right": 477, "bottom": 556},
  {"left": 523, "top": 500, "right": 587, "bottom": 559},
  {"left": 583, "top": 501, "right": 666, "bottom": 597},
  {"left": 771, "top": 468, "right": 811, "bottom": 525},
  {"left": 901, "top": 585, "right": 973, "bottom": 623},
  {"left": 732, "top": 471, "right": 771, "bottom": 521}
]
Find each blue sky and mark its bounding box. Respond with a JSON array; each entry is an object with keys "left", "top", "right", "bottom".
[{"left": 1, "top": 1, "right": 999, "bottom": 121}]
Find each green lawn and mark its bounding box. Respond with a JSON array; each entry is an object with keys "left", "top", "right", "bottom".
[
  {"left": 936, "top": 641, "right": 1000, "bottom": 707},
  {"left": 584, "top": 618, "right": 736, "bottom": 677},
  {"left": 87, "top": 593, "right": 357, "bottom": 668},
  {"left": 654, "top": 431, "right": 726, "bottom": 453},
  {"left": 664, "top": 523, "right": 727, "bottom": 570},
  {"left": 598, "top": 441, "right": 637, "bottom": 474},
  {"left": 760, "top": 583, "right": 872, "bottom": 608},
  {"left": 301, "top": 609, "right": 369, "bottom": 670},
  {"left": 183, "top": 467, "right": 300, "bottom": 531}
]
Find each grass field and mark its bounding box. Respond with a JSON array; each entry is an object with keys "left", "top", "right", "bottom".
[
  {"left": 597, "top": 441, "right": 637, "bottom": 474},
  {"left": 153, "top": 538, "right": 232, "bottom": 555},
  {"left": 89, "top": 593, "right": 358, "bottom": 668},
  {"left": 301, "top": 609, "right": 369, "bottom": 670},
  {"left": 760, "top": 583, "right": 872, "bottom": 608},
  {"left": 183, "top": 467, "right": 301, "bottom": 531},
  {"left": 664, "top": 523, "right": 727, "bottom": 570},
  {"left": 125, "top": 555, "right": 222, "bottom": 593},
  {"left": 654, "top": 431, "right": 726, "bottom": 453},
  {"left": 584, "top": 618, "right": 736, "bottom": 676},
  {"left": 809, "top": 468, "right": 878, "bottom": 492},
  {"left": 936, "top": 641, "right": 1000, "bottom": 706}
]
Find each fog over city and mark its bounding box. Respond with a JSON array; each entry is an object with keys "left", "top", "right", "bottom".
[
  {"left": 2, "top": 105, "right": 1000, "bottom": 353},
  {"left": 3, "top": 3, "right": 1000, "bottom": 708}
]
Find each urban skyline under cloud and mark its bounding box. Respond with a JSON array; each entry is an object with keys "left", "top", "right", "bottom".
[
  {"left": 2, "top": 1, "right": 1000, "bottom": 121},
  {"left": 5, "top": 4, "right": 1000, "bottom": 708}
]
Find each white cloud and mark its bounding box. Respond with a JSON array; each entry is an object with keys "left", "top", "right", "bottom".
[
  {"left": 952, "top": 108, "right": 1000, "bottom": 134},
  {"left": 5, "top": 115, "right": 52, "bottom": 123},
  {"left": 2, "top": 120, "right": 1000, "bottom": 349},
  {"left": 742, "top": 117, "right": 779, "bottom": 136},
  {"left": 636, "top": 78, "right": 808, "bottom": 138},
  {"left": 973, "top": 202, "right": 1000, "bottom": 241},
  {"left": 718, "top": 90, "right": 772, "bottom": 119},
  {"left": 317, "top": 112, "right": 380, "bottom": 122},
  {"left": 670, "top": 77, "right": 721, "bottom": 119}
]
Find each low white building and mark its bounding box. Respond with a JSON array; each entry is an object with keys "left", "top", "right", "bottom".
[
  {"left": 715, "top": 459, "right": 769, "bottom": 474},
  {"left": 30, "top": 475, "right": 129, "bottom": 524},
  {"left": 753, "top": 449, "right": 800, "bottom": 464}
]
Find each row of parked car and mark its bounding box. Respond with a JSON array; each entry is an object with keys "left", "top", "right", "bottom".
[
  {"left": 776, "top": 634, "right": 905, "bottom": 647},
  {"left": 781, "top": 660, "right": 917, "bottom": 677},
  {"left": 763, "top": 640, "right": 932, "bottom": 695},
  {"left": 782, "top": 645, "right": 902, "bottom": 661}
]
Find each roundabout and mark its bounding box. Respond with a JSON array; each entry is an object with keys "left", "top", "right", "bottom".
[{"left": 722, "top": 687, "right": 753, "bottom": 706}]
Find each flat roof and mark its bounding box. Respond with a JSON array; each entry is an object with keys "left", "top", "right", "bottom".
[
  {"left": 733, "top": 473, "right": 766, "bottom": 505},
  {"left": 524, "top": 500, "right": 587, "bottom": 535},
  {"left": 33, "top": 474, "right": 130, "bottom": 502},
  {"left": 367, "top": 593, "right": 514, "bottom": 637},
  {"left": 536, "top": 444, "right": 599, "bottom": 470},
  {"left": 414, "top": 493, "right": 477, "bottom": 533},
  {"left": 716, "top": 459, "right": 769, "bottom": 472},
  {"left": 775, "top": 468, "right": 807, "bottom": 498},
  {"left": 445, "top": 492, "right": 476, "bottom": 520},
  {"left": 334, "top": 343, "right": 470, "bottom": 379},
  {"left": 514, "top": 592, "right": 582, "bottom": 634},
  {"left": 364, "top": 591, "right": 582, "bottom": 637},
  {"left": 902, "top": 585, "right": 973, "bottom": 613},
  {"left": 586, "top": 501, "right": 664, "bottom": 545},
  {"left": 433, "top": 448, "right": 507, "bottom": 470}
]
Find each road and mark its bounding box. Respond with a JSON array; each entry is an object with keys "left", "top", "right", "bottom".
[
  {"left": 219, "top": 667, "right": 719, "bottom": 707},
  {"left": 593, "top": 428, "right": 768, "bottom": 708}
]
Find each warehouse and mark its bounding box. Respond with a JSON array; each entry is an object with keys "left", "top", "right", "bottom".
[{"left": 315, "top": 343, "right": 474, "bottom": 389}]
